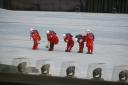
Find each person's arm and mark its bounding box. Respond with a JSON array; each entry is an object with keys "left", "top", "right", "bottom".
[{"left": 46, "top": 42, "right": 50, "bottom": 48}]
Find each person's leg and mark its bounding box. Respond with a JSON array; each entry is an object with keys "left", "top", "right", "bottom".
[
  {"left": 35, "top": 42, "right": 38, "bottom": 49},
  {"left": 68, "top": 43, "right": 74, "bottom": 52},
  {"left": 87, "top": 45, "right": 91, "bottom": 54},
  {"left": 32, "top": 44, "right": 35, "bottom": 50},
  {"left": 32, "top": 40, "right": 38, "bottom": 50},
  {"left": 49, "top": 42, "right": 54, "bottom": 51},
  {"left": 51, "top": 42, "right": 54, "bottom": 50},
  {"left": 88, "top": 45, "right": 92, "bottom": 54},
  {"left": 79, "top": 43, "right": 84, "bottom": 53},
  {"left": 32, "top": 41, "right": 36, "bottom": 49},
  {"left": 65, "top": 43, "right": 69, "bottom": 52},
  {"left": 90, "top": 44, "right": 93, "bottom": 54},
  {"left": 68, "top": 46, "right": 71, "bottom": 52},
  {"left": 78, "top": 44, "right": 81, "bottom": 52}
]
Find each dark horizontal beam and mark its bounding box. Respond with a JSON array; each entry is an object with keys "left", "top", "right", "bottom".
[
  {"left": 0, "top": 0, "right": 128, "bottom": 13},
  {"left": 0, "top": 72, "right": 127, "bottom": 85}
]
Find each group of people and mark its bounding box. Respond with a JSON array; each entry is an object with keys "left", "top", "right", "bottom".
[{"left": 30, "top": 28, "right": 95, "bottom": 54}]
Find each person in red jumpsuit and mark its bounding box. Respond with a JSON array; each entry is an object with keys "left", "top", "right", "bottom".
[
  {"left": 30, "top": 28, "right": 41, "bottom": 50},
  {"left": 30, "top": 28, "right": 41, "bottom": 40},
  {"left": 85, "top": 29, "right": 95, "bottom": 54},
  {"left": 75, "top": 34, "right": 86, "bottom": 53},
  {"left": 63, "top": 33, "right": 74, "bottom": 52},
  {"left": 46, "top": 30, "right": 59, "bottom": 51},
  {"left": 46, "top": 30, "right": 56, "bottom": 48}
]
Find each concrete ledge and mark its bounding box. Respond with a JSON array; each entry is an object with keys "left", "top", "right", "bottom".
[
  {"left": 0, "top": 64, "right": 18, "bottom": 73},
  {"left": 0, "top": 72, "right": 127, "bottom": 85}
]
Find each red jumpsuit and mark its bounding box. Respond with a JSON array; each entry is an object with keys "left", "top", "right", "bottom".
[
  {"left": 86, "top": 33, "right": 94, "bottom": 54},
  {"left": 32, "top": 32, "right": 39, "bottom": 50},
  {"left": 30, "top": 30, "right": 40, "bottom": 40},
  {"left": 47, "top": 32, "right": 59, "bottom": 51},
  {"left": 64, "top": 34, "right": 74, "bottom": 52}
]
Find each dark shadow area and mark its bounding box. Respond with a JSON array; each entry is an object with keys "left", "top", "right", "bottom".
[
  {"left": 0, "top": 0, "right": 128, "bottom": 13},
  {"left": 0, "top": 72, "right": 128, "bottom": 85}
]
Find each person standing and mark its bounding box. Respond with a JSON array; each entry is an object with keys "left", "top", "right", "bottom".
[
  {"left": 30, "top": 28, "right": 41, "bottom": 50},
  {"left": 63, "top": 33, "right": 74, "bottom": 52},
  {"left": 85, "top": 29, "right": 95, "bottom": 54},
  {"left": 30, "top": 28, "right": 41, "bottom": 40}
]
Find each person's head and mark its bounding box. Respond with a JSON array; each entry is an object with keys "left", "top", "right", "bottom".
[
  {"left": 30, "top": 28, "right": 34, "bottom": 31},
  {"left": 86, "top": 29, "right": 91, "bottom": 33},
  {"left": 93, "top": 68, "right": 102, "bottom": 78},
  {"left": 46, "top": 30, "right": 50, "bottom": 34},
  {"left": 119, "top": 70, "right": 128, "bottom": 82},
  {"left": 63, "top": 33, "right": 66, "bottom": 37}
]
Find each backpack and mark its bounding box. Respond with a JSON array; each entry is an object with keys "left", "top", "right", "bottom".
[{"left": 75, "top": 34, "right": 82, "bottom": 43}]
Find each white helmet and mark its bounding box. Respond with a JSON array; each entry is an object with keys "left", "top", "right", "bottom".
[
  {"left": 63, "top": 34, "right": 66, "bottom": 37},
  {"left": 46, "top": 30, "right": 50, "bottom": 34},
  {"left": 30, "top": 28, "right": 34, "bottom": 31},
  {"left": 87, "top": 29, "right": 91, "bottom": 33}
]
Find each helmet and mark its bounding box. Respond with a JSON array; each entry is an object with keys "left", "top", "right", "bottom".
[
  {"left": 63, "top": 34, "right": 66, "bottom": 37},
  {"left": 93, "top": 68, "right": 102, "bottom": 78},
  {"left": 46, "top": 30, "right": 50, "bottom": 34},
  {"left": 30, "top": 28, "right": 34, "bottom": 31},
  {"left": 86, "top": 29, "right": 91, "bottom": 33}
]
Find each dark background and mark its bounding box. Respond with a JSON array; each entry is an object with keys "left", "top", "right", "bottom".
[
  {"left": 0, "top": 72, "right": 127, "bottom": 85},
  {"left": 0, "top": 0, "right": 128, "bottom": 13}
]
